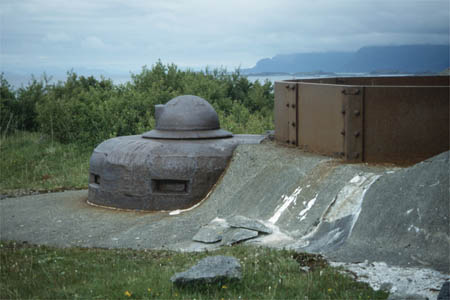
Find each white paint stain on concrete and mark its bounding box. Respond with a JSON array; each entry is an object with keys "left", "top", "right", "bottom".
[
  {"left": 268, "top": 187, "right": 302, "bottom": 224},
  {"left": 330, "top": 261, "right": 449, "bottom": 300},
  {"left": 408, "top": 224, "right": 421, "bottom": 233},
  {"left": 430, "top": 180, "right": 440, "bottom": 187},
  {"left": 294, "top": 172, "right": 382, "bottom": 247},
  {"left": 251, "top": 222, "right": 293, "bottom": 246},
  {"left": 168, "top": 196, "right": 205, "bottom": 215},
  {"left": 406, "top": 208, "right": 414, "bottom": 215},
  {"left": 298, "top": 193, "right": 318, "bottom": 221},
  {"left": 324, "top": 173, "right": 381, "bottom": 227},
  {"left": 210, "top": 217, "right": 228, "bottom": 225}
]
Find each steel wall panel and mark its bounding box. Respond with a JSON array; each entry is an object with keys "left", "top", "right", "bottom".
[
  {"left": 297, "top": 83, "right": 344, "bottom": 156},
  {"left": 363, "top": 86, "right": 449, "bottom": 163}
]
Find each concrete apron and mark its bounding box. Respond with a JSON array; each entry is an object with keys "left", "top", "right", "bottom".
[{"left": 1, "top": 142, "right": 449, "bottom": 298}]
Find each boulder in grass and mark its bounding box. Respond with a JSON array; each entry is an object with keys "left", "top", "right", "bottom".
[
  {"left": 171, "top": 255, "right": 242, "bottom": 286},
  {"left": 438, "top": 281, "right": 449, "bottom": 300}
]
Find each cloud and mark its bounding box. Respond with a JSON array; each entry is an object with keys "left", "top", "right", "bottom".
[
  {"left": 44, "top": 32, "right": 72, "bottom": 42},
  {"left": 0, "top": 0, "right": 448, "bottom": 73},
  {"left": 81, "top": 36, "right": 107, "bottom": 49}
]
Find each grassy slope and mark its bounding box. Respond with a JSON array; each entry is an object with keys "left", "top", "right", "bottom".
[
  {"left": 0, "top": 132, "right": 388, "bottom": 299},
  {"left": 0, "top": 241, "right": 387, "bottom": 299},
  {"left": 0, "top": 131, "right": 91, "bottom": 195}
]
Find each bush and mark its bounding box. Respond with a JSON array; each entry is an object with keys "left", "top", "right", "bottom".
[
  {"left": 1, "top": 74, "right": 51, "bottom": 135},
  {"left": 0, "top": 73, "right": 16, "bottom": 135},
  {"left": 3, "top": 62, "right": 274, "bottom": 147}
]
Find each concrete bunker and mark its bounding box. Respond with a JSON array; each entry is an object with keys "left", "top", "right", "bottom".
[{"left": 88, "top": 95, "right": 264, "bottom": 211}]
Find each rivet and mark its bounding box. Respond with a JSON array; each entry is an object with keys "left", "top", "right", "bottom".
[
  {"left": 354, "top": 131, "right": 360, "bottom": 137},
  {"left": 292, "top": 104, "right": 296, "bottom": 109},
  {"left": 286, "top": 103, "right": 290, "bottom": 107},
  {"left": 292, "top": 122, "right": 296, "bottom": 127}
]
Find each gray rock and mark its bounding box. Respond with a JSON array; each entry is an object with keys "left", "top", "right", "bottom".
[
  {"left": 438, "top": 281, "right": 449, "bottom": 300},
  {"left": 192, "top": 226, "right": 225, "bottom": 243},
  {"left": 227, "top": 215, "right": 273, "bottom": 234},
  {"left": 380, "top": 282, "right": 393, "bottom": 292},
  {"left": 224, "top": 228, "right": 259, "bottom": 245},
  {"left": 170, "top": 255, "right": 241, "bottom": 286},
  {"left": 387, "top": 294, "right": 428, "bottom": 300}
]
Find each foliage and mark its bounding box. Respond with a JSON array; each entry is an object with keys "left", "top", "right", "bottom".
[
  {"left": 0, "top": 241, "right": 388, "bottom": 299},
  {"left": 1, "top": 62, "right": 274, "bottom": 147},
  {"left": 0, "top": 74, "right": 49, "bottom": 136},
  {"left": 0, "top": 131, "right": 90, "bottom": 194}
]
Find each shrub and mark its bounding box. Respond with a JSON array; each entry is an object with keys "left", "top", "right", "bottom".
[
  {"left": 6, "top": 62, "right": 274, "bottom": 147},
  {"left": 0, "top": 73, "right": 16, "bottom": 135}
]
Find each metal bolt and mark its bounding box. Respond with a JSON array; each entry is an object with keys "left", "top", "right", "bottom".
[
  {"left": 292, "top": 104, "right": 296, "bottom": 108},
  {"left": 340, "top": 130, "right": 345, "bottom": 135},
  {"left": 342, "top": 89, "right": 360, "bottom": 95},
  {"left": 286, "top": 103, "right": 290, "bottom": 107},
  {"left": 291, "top": 122, "right": 296, "bottom": 127},
  {"left": 354, "top": 131, "right": 360, "bottom": 137},
  {"left": 354, "top": 110, "right": 360, "bottom": 116}
]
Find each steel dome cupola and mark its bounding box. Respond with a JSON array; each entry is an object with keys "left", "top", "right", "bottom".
[{"left": 142, "top": 95, "right": 233, "bottom": 139}]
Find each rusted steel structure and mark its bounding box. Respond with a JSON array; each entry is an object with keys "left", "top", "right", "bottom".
[{"left": 274, "top": 76, "right": 450, "bottom": 164}]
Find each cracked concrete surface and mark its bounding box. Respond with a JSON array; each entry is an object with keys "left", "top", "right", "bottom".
[{"left": 1, "top": 142, "right": 448, "bottom": 298}]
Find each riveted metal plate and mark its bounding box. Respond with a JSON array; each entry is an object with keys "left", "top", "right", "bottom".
[
  {"left": 343, "top": 87, "right": 364, "bottom": 162},
  {"left": 287, "top": 84, "right": 298, "bottom": 145},
  {"left": 275, "top": 76, "right": 449, "bottom": 164},
  {"left": 274, "top": 81, "right": 297, "bottom": 145}
]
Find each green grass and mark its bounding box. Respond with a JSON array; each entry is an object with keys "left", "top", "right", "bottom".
[
  {"left": 0, "top": 241, "right": 388, "bottom": 300},
  {"left": 0, "top": 131, "right": 91, "bottom": 195}
]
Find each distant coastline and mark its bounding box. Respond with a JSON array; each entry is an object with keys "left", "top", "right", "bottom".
[
  {"left": 243, "top": 44, "right": 450, "bottom": 75},
  {"left": 245, "top": 69, "right": 442, "bottom": 77}
]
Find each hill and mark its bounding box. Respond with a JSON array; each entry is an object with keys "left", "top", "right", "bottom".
[{"left": 244, "top": 44, "right": 450, "bottom": 74}]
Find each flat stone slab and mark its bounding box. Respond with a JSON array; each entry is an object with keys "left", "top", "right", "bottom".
[
  {"left": 170, "top": 255, "right": 241, "bottom": 286},
  {"left": 223, "top": 228, "right": 259, "bottom": 245},
  {"left": 227, "top": 215, "right": 273, "bottom": 234},
  {"left": 192, "top": 226, "right": 225, "bottom": 243}
]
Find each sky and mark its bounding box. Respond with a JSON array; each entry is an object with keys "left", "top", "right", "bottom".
[{"left": 1, "top": 0, "right": 449, "bottom": 77}]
